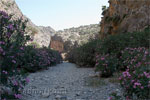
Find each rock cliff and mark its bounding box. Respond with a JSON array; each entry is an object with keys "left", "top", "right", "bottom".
[
  {"left": 100, "top": 0, "right": 150, "bottom": 38},
  {"left": 0, "top": 0, "right": 52, "bottom": 47},
  {"left": 38, "top": 26, "right": 55, "bottom": 36},
  {"left": 50, "top": 24, "right": 100, "bottom": 52}
]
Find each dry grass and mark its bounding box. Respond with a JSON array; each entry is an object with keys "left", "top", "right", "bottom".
[
  {"left": 108, "top": 72, "right": 122, "bottom": 84},
  {"left": 84, "top": 77, "right": 107, "bottom": 88}
]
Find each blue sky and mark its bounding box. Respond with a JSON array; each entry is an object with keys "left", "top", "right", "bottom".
[{"left": 15, "top": 0, "right": 109, "bottom": 30}]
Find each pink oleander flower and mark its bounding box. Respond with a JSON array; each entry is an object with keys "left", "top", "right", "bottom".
[
  {"left": 119, "top": 77, "right": 122, "bottom": 80},
  {"left": 134, "top": 82, "right": 141, "bottom": 88},
  {"left": 14, "top": 94, "right": 22, "bottom": 99},
  {"left": 96, "top": 55, "right": 99, "bottom": 58},
  {"left": 101, "top": 57, "right": 105, "bottom": 60},
  {"left": 20, "top": 47, "right": 24, "bottom": 50},
  {"left": 141, "top": 86, "right": 144, "bottom": 89},
  {"left": 133, "top": 85, "right": 136, "bottom": 88},
  {"left": 13, "top": 80, "right": 18, "bottom": 86},
  {"left": 133, "top": 71, "right": 136, "bottom": 74},
  {"left": 108, "top": 97, "right": 113, "bottom": 100},
  {"left": 131, "top": 80, "right": 135, "bottom": 83},
  {"left": 126, "top": 96, "right": 130, "bottom": 100},
  {"left": 123, "top": 71, "right": 131, "bottom": 77},
  {"left": 144, "top": 72, "right": 150, "bottom": 78},
  {"left": 8, "top": 24, "right": 14, "bottom": 30},
  {"left": 2, "top": 70, "right": 8, "bottom": 74},
  {"left": 145, "top": 51, "right": 148, "bottom": 55},
  {"left": 12, "top": 60, "right": 16, "bottom": 63},
  {"left": 26, "top": 78, "right": 30, "bottom": 83}
]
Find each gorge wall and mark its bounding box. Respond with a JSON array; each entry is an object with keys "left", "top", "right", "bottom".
[
  {"left": 0, "top": 0, "right": 53, "bottom": 47},
  {"left": 100, "top": 0, "right": 150, "bottom": 38}
]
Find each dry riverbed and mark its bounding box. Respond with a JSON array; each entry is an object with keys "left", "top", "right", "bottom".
[{"left": 22, "top": 62, "right": 123, "bottom": 100}]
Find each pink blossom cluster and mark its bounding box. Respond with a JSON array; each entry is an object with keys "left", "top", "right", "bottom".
[
  {"left": 119, "top": 47, "right": 150, "bottom": 99},
  {"left": 95, "top": 54, "right": 117, "bottom": 77},
  {"left": 0, "top": 10, "right": 31, "bottom": 100}
]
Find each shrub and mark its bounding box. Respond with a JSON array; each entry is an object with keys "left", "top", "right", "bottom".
[
  {"left": 0, "top": 11, "right": 30, "bottom": 99},
  {"left": 22, "top": 46, "right": 62, "bottom": 72},
  {"left": 119, "top": 47, "right": 149, "bottom": 71},
  {"left": 67, "top": 39, "right": 100, "bottom": 67},
  {"left": 95, "top": 54, "right": 119, "bottom": 77},
  {"left": 95, "top": 28, "right": 150, "bottom": 77},
  {"left": 49, "top": 49, "right": 63, "bottom": 64},
  {"left": 0, "top": 11, "right": 62, "bottom": 100},
  {"left": 29, "top": 41, "right": 40, "bottom": 48},
  {"left": 108, "top": 92, "right": 122, "bottom": 100},
  {"left": 26, "top": 26, "right": 38, "bottom": 36},
  {"left": 96, "top": 28, "right": 149, "bottom": 56},
  {"left": 119, "top": 47, "right": 150, "bottom": 99}
]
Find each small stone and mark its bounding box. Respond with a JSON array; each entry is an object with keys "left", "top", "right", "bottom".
[
  {"left": 41, "top": 92, "right": 50, "bottom": 98},
  {"left": 45, "top": 75, "right": 49, "bottom": 78},
  {"left": 75, "top": 92, "right": 80, "bottom": 96},
  {"left": 60, "top": 96, "right": 67, "bottom": 100},
  {"left": 55, "top": 95, "right": 67, "bottom": 100},
  {"left": 55, "top": 95, "right": 61, "bottom": 99}
]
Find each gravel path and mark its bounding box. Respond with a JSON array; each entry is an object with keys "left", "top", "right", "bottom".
[{"left": 22, "top": 62, "right": 123, "bottom": 100}]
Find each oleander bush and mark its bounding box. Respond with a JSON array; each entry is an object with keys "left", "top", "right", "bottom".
[
  {"left": 22, "top": 46, "right": 62, "bottom": 72},
  {"left": 0, "top": 11, "right": 31, "bottom": 100},
  {"left": 95, "top": 54, "right": 119, "bottom": 77},
  {"left": 119, "top": 47, "right": 149, "bottom": 71},
  {"left": 95, "top": 27, "right": 150, "bottom": 77},
  {"left": 0, "top": 11, "right": 62, "bottom": 100},
  {"left": 119, "top": 47, "right": 150, "bottom": 99}
]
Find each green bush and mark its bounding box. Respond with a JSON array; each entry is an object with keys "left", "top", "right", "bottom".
[
  {"left": 97, "top": 28, "right": 149, "bottom": 56},
  {"left": 29, "top": 42, "right": 40, "bottom": 48},
  {"left": 67, "top": 39, "right": 100, "bottom": 67}
]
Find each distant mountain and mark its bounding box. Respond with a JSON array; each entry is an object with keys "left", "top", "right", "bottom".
[
  {"left": 50, "top": 24, "right": 100, "bottom": 52},
  {"left": 0, "top": 0, "right": 53, "bottom": 47}
]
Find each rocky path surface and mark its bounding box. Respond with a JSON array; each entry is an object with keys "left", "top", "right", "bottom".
[{"left": 22, "top": 62, "right": 122, "bottom": 100}]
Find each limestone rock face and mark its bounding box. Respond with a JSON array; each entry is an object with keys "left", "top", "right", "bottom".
[
  {"left": 100, "top": 0, "right": 150, "bottom": 38},
  {"left": 50, "top": 41, "right": 64, "bottom": 52},
  {"left": 50, "top": 24, "right": 100, "bottom": 52},
  {"left": 0, "top": 0, "right": 52, "bottom": 47},
  {"left": 0, "top": 0, "right": 23, "bottom": 19},
  {"left": 38, "top": 26, "right": 55, "bottom": 36}
]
